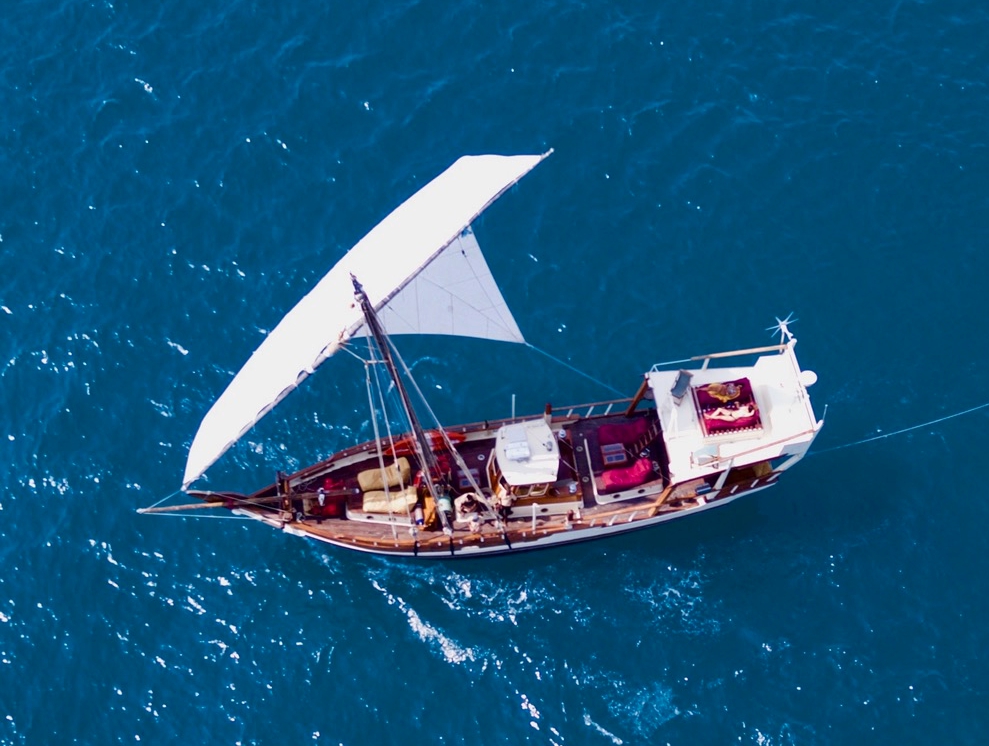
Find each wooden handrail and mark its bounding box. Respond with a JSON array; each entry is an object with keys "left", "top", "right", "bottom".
[{"left": 689, "top": 344, "right": 787, "bottom": 362}]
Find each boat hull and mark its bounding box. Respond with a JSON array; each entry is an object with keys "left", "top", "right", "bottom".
[
  {"left": 173, "top": 337, "right": 822, "bottom": 560},
  {"left": 231, "top": 476, "right": 777, "bottom": 559}
]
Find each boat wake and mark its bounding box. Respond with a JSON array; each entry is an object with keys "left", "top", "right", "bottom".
[
  {"left": 622, "top": 558, "right": 722, "bottom": 636},
  {"left": 360, "top": 554, "right": 712, "bottom": 741},
  {"left": 579, "top": 675, "right": 681, "bottom": 741},
  {"left": 368, "top": 575, "right": 482, "bottom": 668}
]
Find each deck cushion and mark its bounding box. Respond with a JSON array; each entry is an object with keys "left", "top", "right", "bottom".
[
  {"left": 600, "top": 458, "right": 654, "bottom": 492},
  {"left": 357, "top": 457, "right": 411, "bottom": 491},
  {"left": 362, "top": 486, "right": 418, "bottom": 514},
  {"left": 693, "top": 378, "right": 762, "bottom": 436},
  {"left": 597, "top": 418, "right": 650, "bottom": 446}
]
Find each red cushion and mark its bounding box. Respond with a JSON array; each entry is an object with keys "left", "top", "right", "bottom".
[
  {"left": 597, "top": 418, "right": 650, "bottom": 446},
  {"left": 601, "top": 458, "right": 653, "bottom": 492}
]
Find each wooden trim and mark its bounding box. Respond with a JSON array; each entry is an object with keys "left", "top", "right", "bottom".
[
  {"left": 624, "top": 376, "right": 650, "bottom": 417},
  {"left": 138, "top": 501, "right": 226, "bottom": 514},
  {"left": 690, "top": 344, "right": 786, "bottom": 361}
]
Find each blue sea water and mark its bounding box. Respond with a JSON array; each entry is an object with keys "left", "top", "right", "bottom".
[{"left": 3, "top": 0, "right": 989, "bottom": 742}]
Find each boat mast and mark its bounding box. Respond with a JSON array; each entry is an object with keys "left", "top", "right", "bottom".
[{"left": 351, "top": 275, "right": 451, "bottom": 533}]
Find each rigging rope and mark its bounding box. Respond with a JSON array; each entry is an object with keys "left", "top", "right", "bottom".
[
  {"left": 525, "top": 343, "right": 626, "bottom": 398},
  {"left": 811, "top": 400, "right": 989, "bottom": 456},
  {"left": 141, "top": 489, "right": 184, "bottom": 511},
  {"left": 365, "top": 329, "right": 419, "bottom": 534},
  {"left": 387, "top": 336, "right": 507, "bottom": 532},
  {"left": 338, "top": 342, "right": 369, "bottom": 364},
  {"left": 141, "top": 512, "right": 253, "bottom": 520},
  {"left": 365, "top": 362, "right": 395, "bottom": 532}
]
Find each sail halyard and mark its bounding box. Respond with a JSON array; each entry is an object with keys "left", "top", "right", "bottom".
[
  {"left": 182, "top": 152, "right": 551, "bottom": 489},
  {"left": 386, "top": 333, "right": 510, "bottom": 537},
  {"left": 362, "top": 339, "right": 409, "bottom": 534},
  {"left": 352, "top": 275, "right": 453, "bottom": 534}
]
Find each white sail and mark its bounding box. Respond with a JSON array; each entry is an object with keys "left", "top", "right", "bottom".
[
  {"left": 363, "top": 227, "right": 525, "bottom": 344},
  {"left": 183, "top": 152, "right": 550, "bottom": 488}
]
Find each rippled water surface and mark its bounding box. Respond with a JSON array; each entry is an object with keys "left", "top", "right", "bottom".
[{"left": 2, "top": 0, "right": 988, "bottom": 743}]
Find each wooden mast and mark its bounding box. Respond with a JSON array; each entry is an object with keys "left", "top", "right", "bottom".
[{"left": 351, "top": 275, "right": 452, "bottom": 534}]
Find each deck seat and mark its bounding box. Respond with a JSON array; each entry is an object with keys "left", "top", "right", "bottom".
[
  {"left": 357, "top": 457, "right": 411, "bottom": 491},
  {"left": 670, "top": 370, "right": 693, "bottom": 404},
  {"left": 597, "top": 418, "right": 649, "bottom": 446},
  {"left": 362, "top": 486, "right": 417, "bottom": 514},
  {"left": 600, "top": 458, "right": 653, "bottom": 493}
]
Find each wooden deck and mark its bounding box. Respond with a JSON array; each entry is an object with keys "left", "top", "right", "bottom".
[{"left": 183, "top": 401, "right": 769, "bottom": 556}]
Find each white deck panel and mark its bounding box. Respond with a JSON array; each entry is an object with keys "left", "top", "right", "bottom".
[
  {"left": 649, "top": 346, "right": 819, "bottom": 483},
  {"left": 495, "top": 419, "right": 561, "bottom": 485}
]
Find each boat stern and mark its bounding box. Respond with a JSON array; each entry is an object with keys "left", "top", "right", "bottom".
[{"left": 647, "top": 338, "right": 823, "bottom": 489}]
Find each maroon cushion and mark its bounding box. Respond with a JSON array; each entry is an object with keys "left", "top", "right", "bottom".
[
  {"left": 597, "top": 418, "right": 650, "bottom": 446},
  {"left": 601, "top": 458, "right": 653, "bottom": 492},
  {"left": 693, "top": 377, "right": 762, "bottom": 435},
  {"left": 702, "top": 412, "right": 761, "bottom": 434}
]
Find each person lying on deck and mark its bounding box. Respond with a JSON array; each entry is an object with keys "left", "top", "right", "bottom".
[{"left": 705, "top": 402, "right": 757, "bottom": 422}]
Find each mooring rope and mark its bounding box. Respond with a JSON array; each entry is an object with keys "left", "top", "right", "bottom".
[{"left": 811, "top": 400, "right": 989, "bottom": 456}]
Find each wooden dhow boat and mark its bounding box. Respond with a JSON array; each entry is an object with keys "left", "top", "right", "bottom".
[{"left": 144, "top": 152, "right": 824, "bottom": 558}]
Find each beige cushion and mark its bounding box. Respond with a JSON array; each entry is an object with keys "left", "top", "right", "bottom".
[
  {"left": 357, "top": 457, "right": 411, "bottom": 492},
  {"left": 362, "top": 486, "right": 418, "bottom": 514}
]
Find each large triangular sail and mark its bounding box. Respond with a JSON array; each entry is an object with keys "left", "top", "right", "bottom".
[
  {"left": 183, "top": 152, "right": 551, "bottom": 488},
  {"left": 360, "top": 226, "right": 525, "bottom": 344}
]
